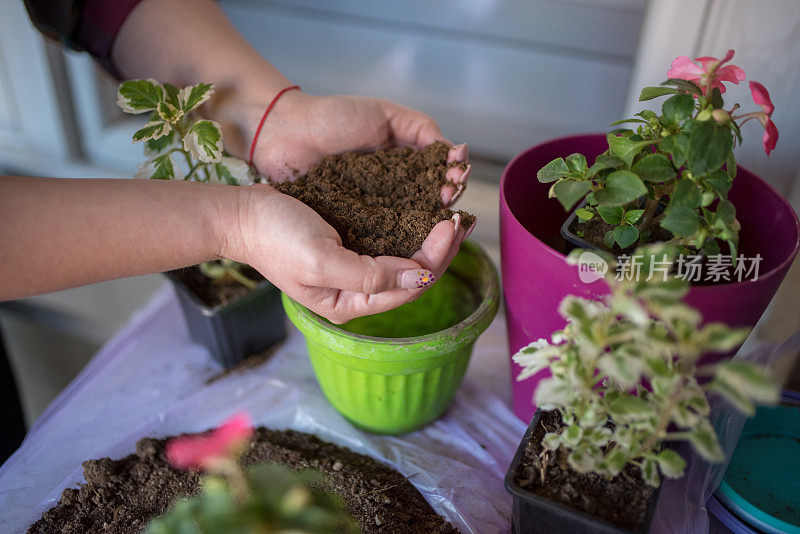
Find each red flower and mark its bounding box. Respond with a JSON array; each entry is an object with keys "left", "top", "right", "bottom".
[
  {"left": 667, "top": 50, "right": 746, "bottom": 94},
  {"left": 748, "top": 81, "right": 778, "bottom": 155},
  {"left": 165, "top": 412, "right": 254, "bottom": 470}
]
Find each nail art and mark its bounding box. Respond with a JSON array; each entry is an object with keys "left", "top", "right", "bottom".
[{"left": 402, "top": 269, "right": 436, "bottom": 289}]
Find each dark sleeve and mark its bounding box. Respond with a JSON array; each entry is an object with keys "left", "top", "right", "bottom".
[{"left": 24, "top": 0, "right": 143, "bottom": 79}]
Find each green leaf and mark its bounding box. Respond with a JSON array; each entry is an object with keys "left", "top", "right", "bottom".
[
  {"left": 607, "top": 134, "right": 656, "bottom": 168},
  {"left": 639, "top": 86, "right": 679, "bottom": 101},
  {"left": 180, "top": 82, "right": 215, "bottom": 112},
  {"left": 715, "top": 361, "right": 778, "bottom": 405},
  {"left": 689, "top": 122, "right": 733, "bottom": 175},
  {"left": 553, "top": 180, "right": 591, "bottom": 211},
  {"left": 613, "top": 225, "right": 639, "bottom": 248},
  {"left": 162, "top": 82, "right": 181, "bottom": 109},
  {"left": 661, "top": 206, "right": 701, "bottom": 237},
  {"left": 135, "top": 153, "right": 182, "bottom": 180},
  {"left": 662, "top": 78, "right": 704, "bottom": 96},
  {"left": 709, "top": 87, "right": 724, "bottom": 109},
  {"left": 624, "top": 209, "right": 645, "bottom": 224},
  {"left": 156, "top": 101, "right": 183, "bottom": 124},
  {"left": 117, "top": 79, "right": 163, "bottom": 114},
  {"left": 702, "top": 323, "right": 749, "bottom": 353},
  {"left": 588, "top": 154, "right": 624, "bottom": 176},
  {"left": 131, "top": 121, "right": 172, "bottom": 143},
  {"left": 610, "top": 118, "right": 647, "bottom": 126},
  {"left": 210, "top": 157, "right": 254, "bottom": 186},
  {"left": 538, "top": 158, "right": 569, "bottom": 183},
  {"left": 575, "top": 208, "right": 594, "bottom": 221},
  {"left": 632, "top": 153, "right": 676, "bottom": 182},
  {"left": 642, "top": 458, "right": 660, "bottom": 487},
  {"left": 144, "top": 129, "right": 176, "bottom": 155},
  {"left": 671, "top": 178, "right": 703, "bottom": 208},
  {"left": 655, "top": 449, "right": 686, "bottom": 479},
  {"left": 603, "top": 230, "right": 615, "bottom": 249},
  {"left": 661, "top": 133, "right": 690, "bottom": 167},
  {"left": 608, "top": 394, "right": 656, "bottom": 421},
  {"left": 680, "top": 420, "right": 724, "bottom": 462},
  {"left": 594, "top": 170, "right": 647, "bottom": 207},
  {"left": 705, "top": 169, "right": 732, "bottom": 196},
  {"left": 715, "top": 200, "right": 736, "bottom": 226},
  {"left": 662, "top": 93, "right": 695, "bottom": 123},
  {"left": 597, "top": 205, "right": 624, "bottom": 225},
  {"left": 726, "top": 152, "right": 738, "bottom": 179},
  {"left": 183, "top": 120, "right": 223, "bottom": 163},
  {"left": 711, "top": 377, "right": 755, "bottom": 415},
  {"left": 566, "top": 153, "right": 588, "bottom": 174}
]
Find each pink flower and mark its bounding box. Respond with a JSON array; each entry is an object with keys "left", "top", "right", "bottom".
[
  {"left": 748, "top": 81, "right": 778, "bottom": 155},
  {"left": 667, "top": 49, "right": 746, "bottom": 94},
  {"left": 166, "top": 412, "right": 254, "bottom": 470}
]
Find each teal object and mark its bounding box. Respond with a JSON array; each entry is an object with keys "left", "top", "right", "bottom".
[{"left": 716, "top": 393, "right": 800, "bottom": 534}]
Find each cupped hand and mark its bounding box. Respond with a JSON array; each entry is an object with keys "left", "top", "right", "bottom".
[
  {"left": 228, "top": 185, "right": 468, "bottom": 323},
  {"left": 216, "top": 91, "right": 472, "bottom": 322}
]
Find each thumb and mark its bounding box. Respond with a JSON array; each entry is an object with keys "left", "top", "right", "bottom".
[{"left": 305, "top": 245, "right": 437, "bottom": 294}]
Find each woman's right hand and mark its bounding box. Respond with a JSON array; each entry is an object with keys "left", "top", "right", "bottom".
[{"left": 223, "top": 184, "right": 467, "bottom": 324}]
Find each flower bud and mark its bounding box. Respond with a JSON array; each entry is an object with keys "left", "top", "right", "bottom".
[
  {"left": 712, "top": 109, "right": 730, "bottom": 124},
  {"left": 696, "top": 109, "right": 712, "bottom": 121}
]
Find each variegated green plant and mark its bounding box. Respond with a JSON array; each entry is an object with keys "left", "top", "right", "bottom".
[
  {"left": 118, "top": 79, "right": 258, "bottom": 289},
  {"left": 513, "top": 245, "right": 778, "bottom": 487}
]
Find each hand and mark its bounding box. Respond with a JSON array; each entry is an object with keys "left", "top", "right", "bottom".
[
  {"left": 218, "top": 91, "right": 471, "bottom": 206},
  {"left": 227, "top": 184, "right": 468, "bottom": 323}
]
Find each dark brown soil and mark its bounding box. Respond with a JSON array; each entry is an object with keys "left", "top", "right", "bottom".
[
  {"left": 513, "top": 411, "right": 655, "bottom": 532},
  {"left": 170, "top": 265, "right": 264, "bottom": 308},
  {"left": 275, "top": 142, "right": 475, "bottom": 258},
  {"left": 29, "top": 428, "right": 456, "bottom": 534}
]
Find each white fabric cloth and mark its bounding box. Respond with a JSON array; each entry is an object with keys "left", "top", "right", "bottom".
[{"left": 0, "top": 287, "right": 527, "bottom": 533}]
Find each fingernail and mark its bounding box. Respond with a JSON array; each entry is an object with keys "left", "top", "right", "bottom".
[
  {"left": 450, "top": 183, "right": 465, "bottom": 204},
  {"left": 447, "top": 143, "right": 468, "bottom": 163},
  {"left": 441, "top": 184, "right": 455, "bottom": 206},
  {"left": 465, "top": 219, "right": 476, "bottom": 239},
  {"left": 445, "top": 163, "right": 471, "bottom": 184},
  {"left": 451, "top": 212, "right": 461, "bottom": 238},
  {"left": 402, "top": 269, "right": 436, "bottom": 289}
]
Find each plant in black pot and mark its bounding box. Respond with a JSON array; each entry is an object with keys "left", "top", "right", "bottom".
[
  {"left": 117, "top": 79, "right": 285, "bottom": 367},
  {"left": 504, "top": 244, "right": 779, "bottom": 534},
  {"left": 539, "top": 50, "right": 777, "bottom": 256}
]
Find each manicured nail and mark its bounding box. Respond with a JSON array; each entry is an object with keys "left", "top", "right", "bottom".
[
  {"left": 465, "top": 219, "right": 477, "bottom": 239},
  {"left": 451, "top": 212, "right": 461, "bottom": 238},
  {"left": 446, "top": 163, "right": 471, "bottom": 184},
  {"left": 402, "top": 269, "right": 436, "bottom": 289},
  {"left": 447, "top": 143, "right": 468, "bottom": 163},
  {"left": 450, "top": 183, "right": 465, "bottom": 205}
]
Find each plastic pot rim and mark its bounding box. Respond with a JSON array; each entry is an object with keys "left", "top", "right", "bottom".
[
  {"left": 281, "top": 240, "right": 500, "bottom": 360},
  {"left": 164, "top": 271, "right": 280, "bottom": 317}
]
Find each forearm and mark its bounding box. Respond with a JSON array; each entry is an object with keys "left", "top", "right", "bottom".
[
  {"left": 0, "top": 176, "right": 242, "bottom": 300},
  {"left": 112, "top": 0, "right": 294, "bottom": 160}
]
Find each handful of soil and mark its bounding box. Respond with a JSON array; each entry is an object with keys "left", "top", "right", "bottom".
[
  {"left": 275, "top": 141, "right": 475, "bottom": 258},
  {"left": 30, "top": 428, "right": 457, "bottom": 534}
]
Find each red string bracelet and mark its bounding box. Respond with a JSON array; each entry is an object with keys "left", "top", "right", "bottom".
[{"left": 248, "top": 85, "right": 301, "bottom": 167}]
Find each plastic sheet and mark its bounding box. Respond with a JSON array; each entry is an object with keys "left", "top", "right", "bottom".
[
  {"left": 0, "top": 287, "right": 527, "bottom": 533},
  {"left": 650, "top": 331, "right": 800, "bottom": 534}
]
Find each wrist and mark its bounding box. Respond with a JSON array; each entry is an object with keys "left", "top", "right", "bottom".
[
  {"left": 205, "top": 77, "right": 308, "bottom": 163},
  {"left": 211, "top": 183, "right": 277, "bottom": 263}
]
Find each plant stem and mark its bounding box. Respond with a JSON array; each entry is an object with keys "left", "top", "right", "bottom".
[
  {"left": 225, "top": 265, "right": 259, "bottom": 290},
  {"left": 638, "top": 198, "right": 662, "bottom": 234}
]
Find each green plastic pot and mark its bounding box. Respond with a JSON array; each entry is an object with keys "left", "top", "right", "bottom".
[{"left": 282, "top": 240, "right": 500, "bottom": 434}]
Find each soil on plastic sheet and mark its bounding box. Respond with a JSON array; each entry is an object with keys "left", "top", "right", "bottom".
[
  {"left": 169, "top": 265, "right": 264, "bottom": 308},
  {"left": 29, "top": 428, "right": 457, "bottom": 534},
  {"left": 275, "top": 141, "right": 475, "bottom": 258},
  {"left": 513, "top": 410, "right": 655, "bottom": 531}
]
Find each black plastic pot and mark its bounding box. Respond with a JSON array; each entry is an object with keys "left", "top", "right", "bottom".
[
  {"left": 165, "top": 272, "right": 286, "bottom": 368},
  {"left": 504, "top": 411, "right": 661, "bottom": 534},
  {"left": 560, "top": 201, "right": 604, "bottom": 253}
]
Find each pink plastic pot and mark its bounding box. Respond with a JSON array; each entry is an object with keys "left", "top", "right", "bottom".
[{"left": 500, "top": 134, "right": 800, "bottom": 422}]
